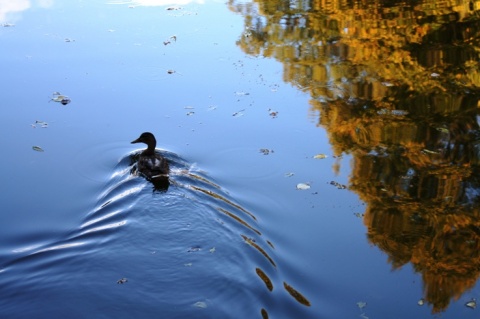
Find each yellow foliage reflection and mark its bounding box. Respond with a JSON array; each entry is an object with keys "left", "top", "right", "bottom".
[{"left": 230, "top": 0, "right": 480, "bottom": 313}]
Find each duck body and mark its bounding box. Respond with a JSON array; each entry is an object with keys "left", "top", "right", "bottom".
[{"left": 131, "top": 132, "right": 170, "bottom": 178}]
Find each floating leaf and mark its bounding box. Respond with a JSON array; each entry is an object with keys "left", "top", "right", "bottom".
[
  {"left": 329, "top": 181, "right": 347, "bottom": 189},
  {"left": 259, "top": 148, "right": 273, "bottom": 155},
  {"left": 356, "top": 301, "right": 367, "bottom": 309},
  {"left": 32, "top": 146, "right": 44, "bottom": 152},
  {"left": 422, "top": 149, "right": 439, "bottom": 155},
  {"left": 117, "top": 278, "right": 127, "bottom": 284},
  {"left": 268, "top": 108, "right": 278, "bottom": 118},
  {"left": 51, "top": 92, "right": 71, "bottom": 105},
  {"left": 232, "top": 109, "right": 245, "bottom": 117},
  {"left": 436, "top": 127, "right": 449, "bottom": 134},
  {"left": 465, "top": 299, "right": 476, "bottom": 309},
  {"left": 313, "top": 154, "right": 328, "bottom": 159},
  {"left": 32, "top": 120, "right": 49, "bottom": 128},
  {"left": 193, "top": 301, "right": 207, "bottom": 308},
  {"left": 296, "top": 183, "right": 310, "bottom": 190}
]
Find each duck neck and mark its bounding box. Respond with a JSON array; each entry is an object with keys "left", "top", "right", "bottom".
[{"left": 143, "top": 142, "right": 156, "bottom": 155}]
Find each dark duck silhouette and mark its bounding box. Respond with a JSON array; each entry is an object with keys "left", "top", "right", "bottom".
[{"left": 131, "top": 132, "right": 170, "bottom": 190}]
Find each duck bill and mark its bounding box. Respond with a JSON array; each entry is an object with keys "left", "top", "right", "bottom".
[{"left": 131, "top": 138, "right": 140, "bottom": 144}]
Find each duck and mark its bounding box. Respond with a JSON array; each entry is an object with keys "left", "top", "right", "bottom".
[{"left": 131, "top": 132, "right": 170, "bottom": 179}]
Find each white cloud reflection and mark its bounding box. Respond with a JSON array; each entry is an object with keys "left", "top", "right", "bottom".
[
  {"left": 0, "top": 0, "right": 52, "bottom": 22},
  {"left": 108, "top": 0, "right": 204, "bottom": 7},
  {"left": 0, "top": 0, "right": 30, "bottom": 22}
]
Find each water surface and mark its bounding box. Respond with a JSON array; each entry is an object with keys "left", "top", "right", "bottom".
[{"left": 2, "top": 0, "right": 480, "bottom": 318}]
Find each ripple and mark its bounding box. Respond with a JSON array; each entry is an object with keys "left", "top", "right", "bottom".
[{"left": 2, "top": 148, "right": 311, "bottom": 317}]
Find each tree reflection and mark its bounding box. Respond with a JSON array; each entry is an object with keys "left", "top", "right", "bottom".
[{"left": 229, "top": 0, "right": 480, "bottom": 313}]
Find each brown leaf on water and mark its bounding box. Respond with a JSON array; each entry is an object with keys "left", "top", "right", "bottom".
[
  {"left": 256, "top": 268, "right": 273, "bottom": 291},
  {"left": 283, "top": 282, "right": 311, "bottom": 306}
]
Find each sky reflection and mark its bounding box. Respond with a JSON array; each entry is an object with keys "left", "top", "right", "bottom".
[{"left": 0, "top": 0, "right": 52, "bottom": 22}]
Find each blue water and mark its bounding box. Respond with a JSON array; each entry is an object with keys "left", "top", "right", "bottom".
[
  {"left": 2, "top": 0, "right": 480, "bottom": 318},
  {"left": 1, "top": 150, "right": 301, "bottom": 318}
]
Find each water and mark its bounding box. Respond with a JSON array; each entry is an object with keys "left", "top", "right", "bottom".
[{"left": 2, "top": 0, "right": 480, "bottom": 318}]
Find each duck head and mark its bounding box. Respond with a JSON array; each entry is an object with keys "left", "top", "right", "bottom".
[{"left": 131, "top": 132, "right": 157, "bottom": 155}]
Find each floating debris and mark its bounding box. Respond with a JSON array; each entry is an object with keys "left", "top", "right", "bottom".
[
  {"left": 329, "top": 181, "right": 347, "bottom": 189},
  {"left": 422, "top": 149, "right": 439, "bottom": 155},
  {"left": 186, "top": 111, "right": 195, "bottom": 116},
  {"left": 117, "top": 278, "right": 127, "bottom": 284},
  {"left": 234, "top": 91, "right": 250, "bottom": 96},
  {"left": 166, "top": 6, "right": 182, "bottom": 10},
  {"left": 232, "top": 109, "right": 245, "bottom": 117},
  {"left": 296, "top": 183, "right": 310, "bottom": 190},
  {"left": 284, "top": 172, "right": 294, "bottom": 177},
  {"left": 167, "top": 69, "right": 176, "bottom": 74},
  {"left": 193, "top": 301, "right": 207, "bottom": 308},
  {"left": 356, "top": 301, "right": 367, "bottom": 309},
  {"left": 268, "top": 108, "right": 278, "bottom": 118},
  {"left": 184, "top": 263, "right": 193, "bottom": 267},
  {"left": 259, "top": 148, "right": 273, "bottom": 155},
  {"left": 465, "top": 299, "right": 476, "bottom": 309},
  {"left": 3, "top": 23, "right": 15, "bottom": 27},
  {"left": 187, "top": 246, "right": 201, "bottom": 252},
  {"left": 256, "top": 268, "right": 273, "bottom": 291},
  {"left": 64, "top": 38, "right": 75, "bottom": 42},
  {"left": 209, "top": 247, "right": 216, "bottom": 253},
  {"left": 32, "top": 146, "right": 44, "bottom": 152},
  {"left": 163, "top": 35, "right": 177, "bottom": 45},
  {"left": 32, "top": 120, "right": 48, "bottom": 128},
  {"left": 283, "top": 282, "right": 311, "bottom": 306},
  {"left": 261, "top": 308, "right": 269, "bottom": 319},
  {"left": 50, "top": 92, "right": 71, "bottom": 105},
  {"left": 417, "top": 298, "right": 424, "bottom": 306},
  {"left": 353, "top": 212, "right": 363, "bottom": 218},
  {"left": 377, "top": 108, "right": 408, "bottom": 116},
  {"left": 435, "top": 127, "right": 449, "bottom": 134},
  {"left": 313, "top": 154, "right": 328, "bottom": 159}
]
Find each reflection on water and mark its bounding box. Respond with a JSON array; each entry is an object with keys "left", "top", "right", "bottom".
[
  {"left": 0, "top": 151, "right": 309, "bottom": 318},
  {"left": 230, "top": 0, "right": 480, "bottom": 313}
]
